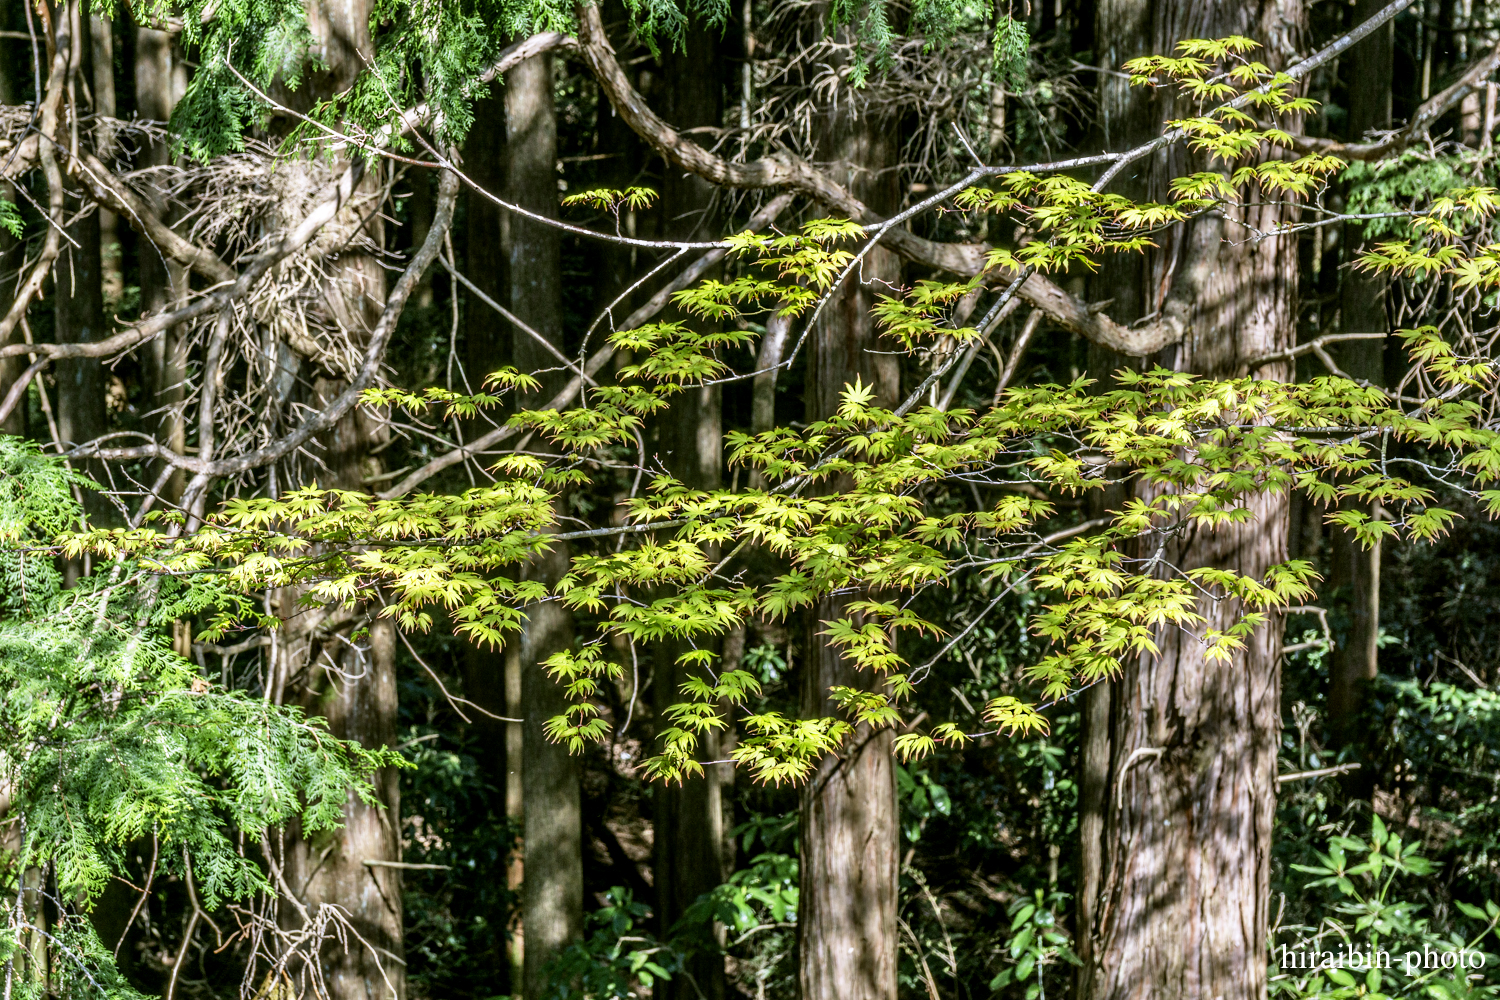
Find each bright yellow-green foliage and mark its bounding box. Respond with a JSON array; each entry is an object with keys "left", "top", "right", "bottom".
[
  {"left": 50, "top": 36, "right": 1500, "bottom": 787},
  {"left": 957, "top": 38, "right": 1338, "bottom": 273},
  {"left": 70, "top": 360, "right": 1495, "bottom": 784}
]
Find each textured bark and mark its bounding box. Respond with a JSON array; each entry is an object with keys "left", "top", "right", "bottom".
[
  {"left": 90, "top": 10, "right": 121, "bottom": 305},
  {"left": 134, "top": 20, "right": 189, "bottom": 502},
  {"left": 505, "top": 640, "right": 525, "bottom": 989},
  {"left": 505, "top": 47, "right": 586, "bottom": 1000},
  {"left": 278, "top": 198, "right": 407, "bottom": 1000},
  {"left": 1077, "top": 679, "right": 1112, "bottom": 978},
  {"left": 282, "top": 613, "right": 405, "bottom": 1000},
  {"left": 54, "top": 8, "right": 108, "bottom": 518},
  {"left": 1076, "top": 3, "right": 1304, "bottom": 999},
  {"left": 458, "top": 98, "right": 513, "bottom": 980},
  {"left": 1077, "top": 3, "right": 1156, "bottom": 980},
  {"left": 652, "top": 19, "right": 731, "bottom": 1000},
  {"left": 507, "top": 52, "right": 563, "bottom": 404},
  {"left": 273, "top": 3, "right": 406, "bottom": 996},
  {"left": 520, "top": 537, "right": 582, "bottom": 999},
  {"left": 797, "top": 66, "right": 900, "bottom": 1000},
  {"left": 1327, "top": 0, "right": 1392, "bottom": 745},
  {"left": 458, "top": 82, "right": 515, "bottom": 957},
  {"left": 463, "top": 86, "right": 507, "bottom": 399},
  {"left": 799, "top": 609, "right": 899, "bottom": 1000}
]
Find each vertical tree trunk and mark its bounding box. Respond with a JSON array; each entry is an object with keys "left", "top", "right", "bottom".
[
  {"left": 89, "top": 9, "right": 122, "bottom": 305},
  {"left": 134, "top": 19, "right": 188, "bottom": 502},
  {"left": 54, "top": 6, "right": 108, "bottom": 519},
  {"left": 278, "top": 240, "right": 407, "bottom": 1000},
  {"left": 456, "top": 83, "right": 520, "bottom": 989},
  {"left": 1077, "top": 3, "right": 1304, "bottom": 999},
  {"left": 283, "top": 612, "right": 406, "bottom": 1000},
  {"left": 275, "top": 4, "right": 406, "bottom": 997},
  {"left": 798, "top": 65, "right": 900, "bottom": 1000},
  {"left": 1327, "top": 0, "right": 1392, "bottom": 744},
  {"left": 1076, "top": 1, "right": 1156, "bottom": 978},
  {"left": 652, "top": 19, "right": 731, "bottom": 1000},
  {"left": 462, "top": 88, "right": 506, "bottom": 400},
  {"left": 0, "top": 49, "right": 25, "bottom": 438},
  {"left": 505, "top": 48, "right": 585, "bottom": 1000}
]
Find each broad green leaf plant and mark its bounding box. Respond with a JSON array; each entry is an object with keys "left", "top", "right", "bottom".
[{"left": 1273, "top": 818, "right": 1500, "bottom": 999}]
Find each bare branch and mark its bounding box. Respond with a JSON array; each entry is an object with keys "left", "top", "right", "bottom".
[
  {"left": 1244, "top": 332, "right": 1385, "bottom": 374},
  {"left": 378, "top": 191, "right": 796, "bottom": 499},
  {"left": 440, "top": 257, "right": 598, "bottom": 386},
  {"left": 68, "top": 166, "right": 461, "bottom": 479},
  {"left": 1290, "top": 37, "right": 1500, "bottom": 160},
  {"left": 66, "top": 149, "right": 237, "bottom": 284}
]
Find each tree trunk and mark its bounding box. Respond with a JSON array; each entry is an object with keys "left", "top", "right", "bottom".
[
  {"left": 52, "top": 7, "right": 110, "bottom": 532},
  {"left": 797, "top": 61, "right": 900, "bottom": 1000},
  {"left": 1076, "top": 3, "right": 1304, "bottom": 999},
  {"left": 651, "top": 19, "right": 731, "bottom": 1000},
  {"left": 90, "top": 10, "right": 122, "bottom": 306},
  {"left": 463, "top": 86, "right": 506, "bottom": 402},
  {"left": 282, "top": 612, "right": 406, "bottom": 1000},
  {"left": 1327, "top": 0, "right": 1392, "bottom": 745},
  {"left": 1077, "top": 1, "right": 1156, "bottom": 982},
  {"left": 134, "top": 19, "right": 189, "bottom": 503},
  {"left": 520, "top": 537, "right": 581, "bottom": 999},
  {"left": 0, "top": 51, "right": 24, "bottom": 438},
  {"left": 457, "top": 75, "right": 518, "bottom": 990},
  {"left": 504, "top": 48, "right": 585, "bottom": 1000},
  {"left": 277, "top": 238, "right": 407, "bottom": 1000},
  {"left": 274, "top": 4, "right": 406, "bottom": 997}
]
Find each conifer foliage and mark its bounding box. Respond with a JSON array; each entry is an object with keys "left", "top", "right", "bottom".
[
  {"left": 8, "top": 0, "right": 1500, "bottom": 996},
  {"left": 0, "top": 439, "right": 397, "bottom": 996}
]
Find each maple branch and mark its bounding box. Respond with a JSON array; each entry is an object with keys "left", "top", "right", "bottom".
[
  {"left": 377, "top": 191, "right": 796, "bottom": 499},
  {"left": 573, "top": 1, "right": 1183, "bottom": 356}
]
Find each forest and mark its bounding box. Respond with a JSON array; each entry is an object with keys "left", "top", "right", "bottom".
[{"left": 4, "top": 0, "right": 1500, "bottom": 997}]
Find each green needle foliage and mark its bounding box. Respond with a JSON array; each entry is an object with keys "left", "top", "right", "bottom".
[{"left": 0, "top": 439, "right": 401, "bottom": 997}]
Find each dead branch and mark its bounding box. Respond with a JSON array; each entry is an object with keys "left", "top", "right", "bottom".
[
  {"left": 68, "top": 167, "right": 460, "bottom": 479},
  {"left": 1244, "top": 332, "right": 1386, "bottom": 376},
  {"left": 378, "top": 190, "right": 797, "bottom": 498},
  {"left": 573, "top": 0, "right": 1186, "bottom": 356},
  {"left": 66, "top": 148, "right": 237, "bottom": 283},
  {"left": 1290, "top": 38, "right": 1500, "bottom": 161}
]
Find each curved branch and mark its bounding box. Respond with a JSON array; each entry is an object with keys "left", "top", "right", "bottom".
[
  {"left": 1, "top": 160, "right": 366, "bottom": 365},
  {"left": 1290, "top": 38, "right": 1500, "bottom": 161},
  {"left": 0, "top": 19, "right": 71, "bottom": 347},
  {"left": 0, "top": 356, "right": 50, "bottom": 425},
  {"left": 573, "top": 1, "right": 1182, "bottom": 356},
  {"left": 69, "top": 166, "right": 461, "bottom": 478},
  {"left": 377, "top": 191, "right": 797, "bottom": 499},
  {"left": 66, "top": 149, "right": 237, "bottom": 284},
  {"left": 1244, "top": 331, "right": 1385, "bottom": 376},
  {"left": 576, "top": 0, "right": 1416, "bottom": 356}
]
